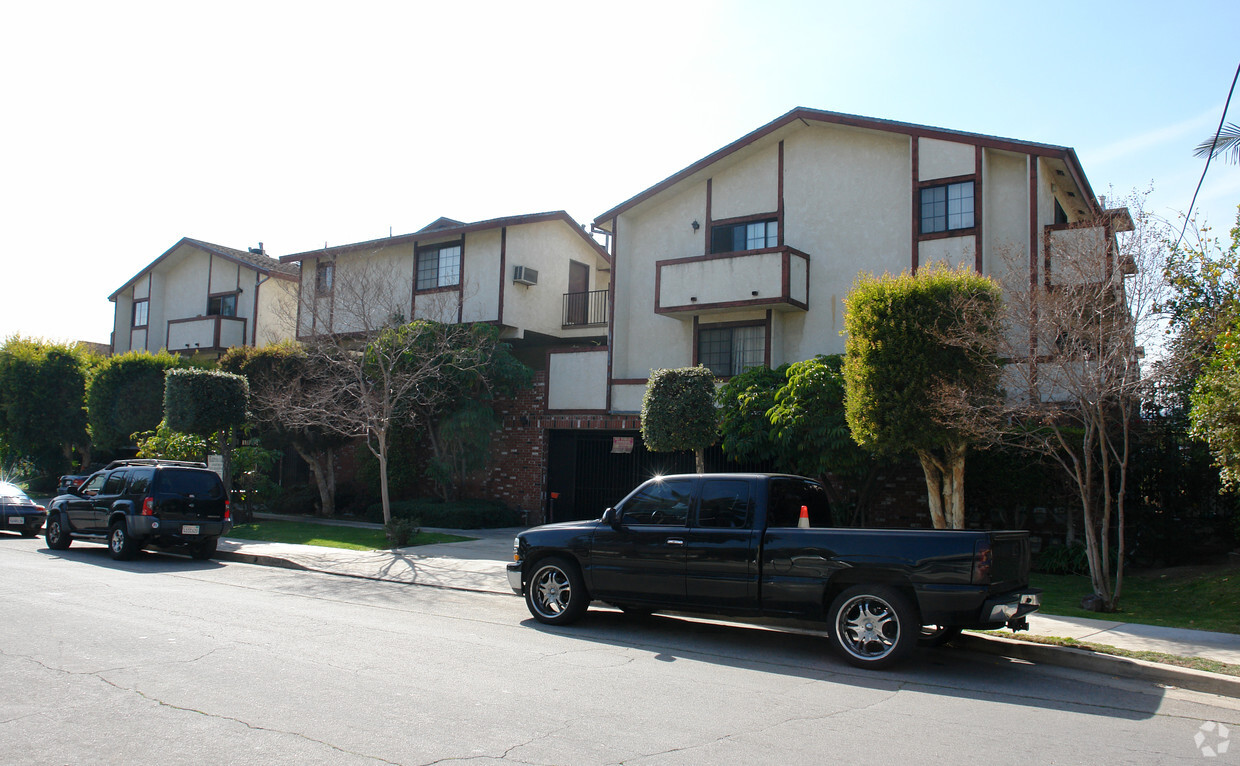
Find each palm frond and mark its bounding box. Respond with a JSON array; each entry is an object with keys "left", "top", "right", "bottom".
[{"left": 1194, "top": 122, "right": 1240, "bottom": 164}]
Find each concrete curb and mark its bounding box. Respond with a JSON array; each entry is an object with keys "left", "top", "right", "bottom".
[
  {"left": 214, "top": 550, "right": 310, "bottom": 572},
  {"left": 957, "top": 633, "right": 1240, "bottom": 699}
]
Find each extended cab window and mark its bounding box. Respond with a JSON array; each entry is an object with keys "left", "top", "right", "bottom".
[
  {"left": 697, "top": 479, "right": 751, "bottom": 529},
  {"left": 619, "top": 478, "right": 693, "bottom": 525},
  {"left": 767, "top": 478, "right": 832, "bottom": 528}
]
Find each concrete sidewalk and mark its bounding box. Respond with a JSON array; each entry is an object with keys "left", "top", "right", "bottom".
[{"left": 215, "top": 529, "right": 1240, "bottom": 697}]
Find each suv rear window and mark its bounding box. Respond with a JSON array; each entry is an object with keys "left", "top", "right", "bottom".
[{"left": 157, "top": 469, "right": 224, "bottom": 499}]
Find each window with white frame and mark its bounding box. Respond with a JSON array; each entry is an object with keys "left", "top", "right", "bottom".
[
  {"left": 710, "top": 219, "right": 778, "bottom": 254},
  {"left": 698, "top": 324, "right": 765, "bottom": 377},
  {"left": 920, "top": 180, "right": 975, "bottom": 234},
  {"left": 416, "top": 242, "right": 461, "bottom": 290}
]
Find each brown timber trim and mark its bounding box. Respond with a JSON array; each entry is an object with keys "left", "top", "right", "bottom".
[
  {"left": 705, "top": 178, "right": 713, "bottom": 231},
  {"left": 777, "top": 140, "right": 785, "bottom": 247},
  {"left": 251, "top": 272, "right": 265, "bottom": 345},
  {"left": 975, "top": 146, "right": 984, "bottom": 273},
  {"left": 692, "top": 315, "right": 700, "bottom": 363},
  {"left": 498, "top": 227, "right": 507, "bottom": 326},
  {"left": 458, "top": 234, "right": 465, "bottom": 324},
  {"left": 911, "top": 137, "right": 919, "bottom": 273},
  {"left": 764, "top": 309, "right": 772, "bottom": 367},
  {"left": 610, "top": 378, "right": 649, "bottom": 386},
  {"left": 605, "top": 217, "right": 617, "bottom": 414},
  {"left": 1029, "top": 158, "right": 1039, "bottom": 288}
]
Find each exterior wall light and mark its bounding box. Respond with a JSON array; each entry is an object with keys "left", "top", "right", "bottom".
[{"left": 691, "top": 220, "right": 700, "bottom": 232}]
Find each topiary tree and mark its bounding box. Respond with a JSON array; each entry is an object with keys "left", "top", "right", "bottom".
[
  {"left": 87, "top": 350, "right": 185, "bottom": 452},
  {"left": 641, "top": 366, "right": 719, "bottom": 474},
  {"left": 164, "top": 368, "right": 248, "bottom": 492},
  {"left": 844, "top": 264, "right": 1003, "bottom": 529}
]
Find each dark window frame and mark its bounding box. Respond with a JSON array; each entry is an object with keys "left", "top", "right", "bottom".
[
  {"left": 709, "top": 214, "right": 779, "bottom": 255},
  {"left": 206, "top": 292, "right": 238, "bottom": 317},
  {"left": 918, "top": 177, "right": 976, "bottom": 237},
  {"left": 696, "top": 319, "right": 768, "bottom": 378},
  {"left": 416, "top": 240, "right": 463, "bottom": 292},
  {"left": 132, "top": 299, "right": 149, "bottom": 329}
]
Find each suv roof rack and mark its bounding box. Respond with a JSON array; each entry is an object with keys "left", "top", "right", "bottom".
[{"left": 103, "top": 459, "right": 209, "bottom": 470}]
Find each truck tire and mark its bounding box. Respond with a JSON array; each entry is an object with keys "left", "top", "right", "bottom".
[
  {"left": 45, "top": 514, "right": 72, "bottom": 550},
  {"left": 828, "top": 585, "right": 918, "bottom": 669},
  {"left": 525, "top": 557, "right": 589, "bottom": 625},
  {"left": 108, "top": 521, "right": 140, "bottom": 561},
  {"left": 918, "top": 625, "right": 963, "bottom": 647}
]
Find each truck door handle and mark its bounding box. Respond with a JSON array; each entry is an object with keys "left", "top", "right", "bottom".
[{"left": 666, "top": 538, "right": 684, "bottom": 545}]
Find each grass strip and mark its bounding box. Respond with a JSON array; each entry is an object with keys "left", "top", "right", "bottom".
[
  {"left": 1031, "top": 570, "right": 1239, "bottom": 635},
  {"left": 227, "top": 519, "right": 472, "bottom": 551},
  {"left": 975, "top": 631, "right": 1240, "bottom": 677}
]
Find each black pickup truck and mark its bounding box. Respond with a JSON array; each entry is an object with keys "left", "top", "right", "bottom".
[{"left": 508, "top": 473, "right": 1039, "bottom": 669}]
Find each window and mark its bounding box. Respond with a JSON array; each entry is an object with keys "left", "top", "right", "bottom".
[
  {"left": 698, "top": 324, "right": 765, "bottom": 377},
  {"left": 157, "top": 469, "right": 224, "bottom": 499},
  {"left": 207, "top": 293, "right": 237, "bottom": 317},
  {"left": 920, "top": 180, "right": 975, "bottom": 234},
  {"left": 126, "top": 469, "right": 154, "bottom": 495},
  {"left": 697, "top": 479, "right": 751, "bottom": 529},
  {"left": 767, "top": 478, "right": 832, "bottom": 528},
  {"left": 416, "top": 242, "right": 462, "bottom": 290},
  {"left": 80, "top": 473, "right": 107, "bottom": 496},
  {"left": 102, "top": 472, "right": 127, "bottom": 495},
  {"left": 710, "top": 218, "right": 778, "bottom": 254},
  {"left": 315, "top": 262, "right": 334, "bottom": 293},
  {"left": 618, "top": 478, "right": 693, "bottom": 525},
  {"left": 133, "top": 300, "right": 149, "bottom": 328}
]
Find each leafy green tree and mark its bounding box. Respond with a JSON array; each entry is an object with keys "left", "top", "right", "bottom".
[
  {"left": 1191, "top": 316, "right": 1240, "bottom": 488},
  {"left": 134, "top": 419, "right": 208, "bottom": 461},
  {"left": 0, "top": 336, "right": 95, "bottom": 477},
  {"left": 641, "top": 366, "right": 718, "bottom": 474},
  {"left": 87, "top": 350, "right": 185, "bottom": 452},
  {"left": 844, "top": 265, "right": 1003, "bottom": 529},
  {"left": 164, "top": 368, "right": 249, "bottom": 491},
  {"left": 717, "top": 364, "right": 787, "bottom": 465}
]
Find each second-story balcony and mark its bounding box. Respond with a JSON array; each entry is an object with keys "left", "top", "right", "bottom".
[
  {"left": 655, "top": 246, "right": 810, "bottom": 317},
  {"left": 562, "top": 289, "right": 608, "bottom": 328},
  {"left": 166, "top": 315, "right": 248, "bottom": 353}
]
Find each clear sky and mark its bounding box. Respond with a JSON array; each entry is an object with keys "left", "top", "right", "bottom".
[{"left": 3, "top": 0, "right": 1237, "bottom": 345}]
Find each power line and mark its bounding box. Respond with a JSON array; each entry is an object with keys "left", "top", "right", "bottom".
[{"left": 1176, "top": 60, "right": 1240, "bottom": 250}]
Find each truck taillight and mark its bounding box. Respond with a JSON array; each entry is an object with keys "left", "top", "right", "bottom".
[
  {"left": 224, "top": 499, "right": 230, "bottom": 522},
  {"left": 972, "top": 539, "right": 992, "bottom": 585},
  {"left": 142, "top": 497, "right": 154, "bottom": 516}
]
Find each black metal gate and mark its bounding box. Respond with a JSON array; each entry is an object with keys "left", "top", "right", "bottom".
[{"left": 545, "top": 430, "right": 775, "bottom": 522}]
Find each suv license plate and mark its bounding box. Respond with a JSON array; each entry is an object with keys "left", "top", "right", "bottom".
[
  {"left": 8, "top": 516, "right": 22, "bottom": 524},
  {"left": 182, "top": 525, "right": 200, "bottom": 535}
]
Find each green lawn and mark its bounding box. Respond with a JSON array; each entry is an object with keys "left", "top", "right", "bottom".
[
  {"left": 226, "top": 520, "right": 472, "bottom": 551},
  {"left": 1032, "top": 568, "right": 1239, "bottom": 635}
]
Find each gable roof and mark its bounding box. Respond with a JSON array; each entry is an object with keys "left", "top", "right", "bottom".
[
  {"left": 279, "top": 210, "right": 611, "bottom": 264},
  {"left": 109, "top": 237, "right": 300, "bottom": 301},
  {"left": 593, "top": 106, "right": 1099, "bottom": 225}
]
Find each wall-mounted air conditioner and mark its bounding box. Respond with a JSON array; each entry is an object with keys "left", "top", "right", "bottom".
[{"left": 513, "top": 265, "right": 539, "bottom": 286}]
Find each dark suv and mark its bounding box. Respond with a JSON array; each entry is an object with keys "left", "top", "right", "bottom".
[{"left": 45, "top": 459, "right": 232, "bottom": 561}]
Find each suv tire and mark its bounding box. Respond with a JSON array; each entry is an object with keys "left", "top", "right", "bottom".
[
  {"left": 46, "top": 514, "right": 72, "bottom": 550},
  {"left": 108, "top": 521, "right": 140, "bottom": 561}
]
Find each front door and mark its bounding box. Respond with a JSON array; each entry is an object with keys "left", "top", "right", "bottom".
[
  {"left": 684, "top": 477, "right": 760, "bottom": 612},
  {"left": 566, "top": 260, "right": 589, "bottom": 325},
  {"left": 588, "top": 476, "right": 695, "bottom": 606}
]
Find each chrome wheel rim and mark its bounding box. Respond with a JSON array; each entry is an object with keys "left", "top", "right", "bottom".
[
  {"left": 48, "top": 521, "right": 62, "bottom": 543},
  {"left": 110, "top": 528, "right": 125, "bottom": 554},
  {"left": 531, "top": 565, "right": 571, "bottom": 618},
  {"left": 836, "top": 594, "right": 900, "bottom": 661}
]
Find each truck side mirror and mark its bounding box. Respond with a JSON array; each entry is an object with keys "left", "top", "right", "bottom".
[{"left": 601, "top": 507, "right": 622, "bottom": 528}]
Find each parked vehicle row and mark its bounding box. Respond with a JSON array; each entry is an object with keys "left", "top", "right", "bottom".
[
  {"left": 44, "top": 459, "right": 232, "bottom": 560},
  {"left": 509, "top": 473, "right": 1041, "bottom": 669}
]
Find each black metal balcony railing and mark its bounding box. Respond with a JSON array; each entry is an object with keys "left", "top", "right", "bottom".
[{"left": 562, "top": 289, "right": 608, "bottom": 327}]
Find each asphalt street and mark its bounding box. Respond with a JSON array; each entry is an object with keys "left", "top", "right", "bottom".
[{"left": 1, "top": 536, "right": 1237, "bottom": 765}]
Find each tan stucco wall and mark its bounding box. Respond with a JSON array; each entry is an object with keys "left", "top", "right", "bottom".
[
  {"left": 981, "top": 150, "right": 1030, "bottom": 282},
  {"left": 711, "top": 145, "right": 779, "bottom": 220},
  {"left": 256, "top": 278, "right": 298, "bottom": 346},
  {"left": 919, "top": 137, "right": 975, "bottom": 181},
  {"left": 547, "top": 350, "right": 608, "bottom": 411},
  {"left": 501, "top": 220, "right": 610, "bottom": 336}
]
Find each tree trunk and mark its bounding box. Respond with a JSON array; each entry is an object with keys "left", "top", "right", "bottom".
[
  {"left": 294, "top": 444, "right": 336, "bottom": 517},
  {"left": 916, "top": 450, "right": 948, "bottom": 530},
  {"left": 376, "top": 431, "right": 392, "bottom": 525},
  {"left": 694, "top": 448, "right": 705, "bottom": 474},
  {"left": 945, "top": 443, "right": 967, "bottom": 529}
]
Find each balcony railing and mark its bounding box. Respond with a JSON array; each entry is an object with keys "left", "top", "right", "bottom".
[{"left": 562, "top": 289, "right": 608, "bottom": 327}]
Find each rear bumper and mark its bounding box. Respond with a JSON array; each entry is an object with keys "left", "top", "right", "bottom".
[
  {"left": 916, "top": 584, "right": 1041, "bottom": 628},
  {"left": 3, "top": 510, "right": 46, "bottom": 533},
  {"left": 130, "top": 517, "right": 232, "bottom": 541}
]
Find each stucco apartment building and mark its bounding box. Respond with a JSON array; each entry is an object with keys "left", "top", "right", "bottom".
[
  {"left": 533, "top": 107, "right": 1128, "bottom": 523},
  {"left": 111, "top": 238, "right": 299, "bottom": 357}
]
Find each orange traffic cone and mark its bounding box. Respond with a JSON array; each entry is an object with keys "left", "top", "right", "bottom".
[{"left": 798, "top": 504, "right": 810, "bottom": 529}]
